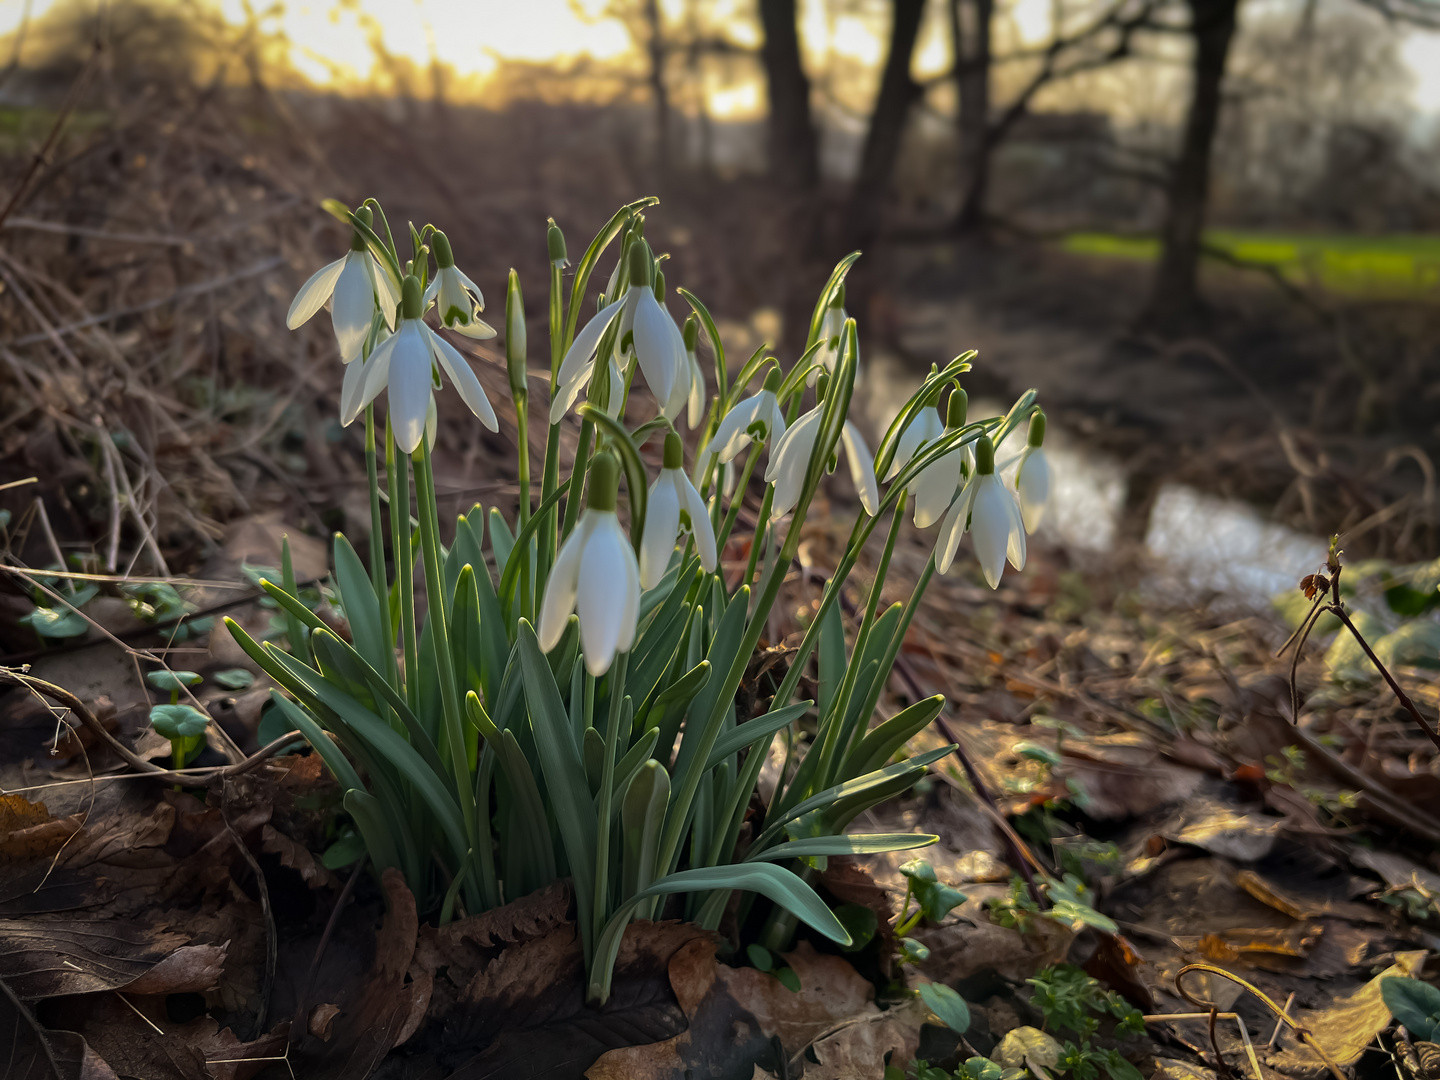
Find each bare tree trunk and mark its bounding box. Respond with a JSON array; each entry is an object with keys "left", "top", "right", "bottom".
[
  {"left": 951, "top": 0, "right": 994, "bottom": 232},
  {"left": 759, "top": 0, "right": 819, "bottom": 191},
  {"left": 845, "top": 0, "right": 928, "bottom": 250},
  {"left": 1142, "top": 0, "right": 1239, "bottom": 326},
  {"left": 645, "top": 0, "right": 671, "bottom": 177}
]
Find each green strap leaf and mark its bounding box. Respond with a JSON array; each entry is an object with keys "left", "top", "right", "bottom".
[
  {"left": 705, "top": 702, "right": 810, "bottom": 772},
  {"left": 747, "top": 832, "right": 938, "bottom": 863}
]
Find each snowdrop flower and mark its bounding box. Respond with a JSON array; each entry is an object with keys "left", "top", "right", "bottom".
[
  {"left": 539, "top": 453, "right": 640, "bottom": 676},
  {"left": 807, "top": 287, "right": 853, "bottom": 387},
  {"left": 423, "top": 231, "right": 495, "bottom": 340},
  {"left": 351, "top": 275, "right": 499, "bottom": 454},
  {"left": 935, "top": 434, "right": 1025, "bottom": 589},
  {"left": 1011, "top": 409, "right": 1052, "bottom": 534},
  {"left": 339, "top": 322, "right": 391, "bottom": 424},
  {"left": 908, "top": 388, "right": 972, "bottom": 529},
  {"left": 765, "top": 379, "right": 879, "bottom": 522},
  {"left": 620, "top": 243, "right": 684, "bottom": 411},
  {"left": 551, "top": 296, "right": 626, "bottom": 423},
  {"left": 705, "top": 368, "right": 786, "bottom": 464},
  {"left": 286, "top": 206, "right": 399, "bottom": 362},
  {"left": 884, "top": 392, "right": 944, "bottom": 483},
  {"left": 682, "top": 316, "right": 707, "bottom": 430},
  {"left": 641, "top": 432, "right": 718, "bottom": 588}
]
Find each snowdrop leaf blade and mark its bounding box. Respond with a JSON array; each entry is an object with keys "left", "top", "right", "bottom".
[
  {"left": 804, "top": 251, "right": 861, "bottom": 350},
  {"left": 676, "top": 287, "right": 727, "bottom": 401}
]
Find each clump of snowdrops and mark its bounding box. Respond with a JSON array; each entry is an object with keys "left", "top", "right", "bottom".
[{"left": 223, "top": 195, "right": 1051, "bottom": 1001}]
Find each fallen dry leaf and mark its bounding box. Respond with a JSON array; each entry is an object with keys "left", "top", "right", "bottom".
[
  {"left": 806, "top": 996, "right": 929, "bottom": 1080},
  {"left": 287, "top": 867, "right": 424, "bottom": 1080},
  {"left": 119, "top": 942, "right": 228, "bottom": 995},
  {"left": 1273, "top": 950, "right": 1427, "bottom": 1068},
  {"left": 586, "top": 939, "right": 877, "bottom": 1080},
  {"left": 1198, "top": 924, "right": 1323, "bottom": 962},
  {"left": 0, "top": 918, "right": 191, "bottom": 998},
  {"left": 259, "top": 824, "right": 336, "bottom": 889},
  {"left": 1234, "top": 869, "right": 1383, "bottom": 924},
  {"left": 442, "top": 918, "right": 709, "bottom": 1079},
  {"left": 1163, "top": 798, "right": 1282, "bottom": 862}
]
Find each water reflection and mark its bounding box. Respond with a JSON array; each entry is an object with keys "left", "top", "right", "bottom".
[{"left": 859, "top": 355, "right": 1324, "bottom": 608}]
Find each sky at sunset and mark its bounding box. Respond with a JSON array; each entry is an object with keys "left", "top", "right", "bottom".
[{"left": 2, "top": 0, "right": 1438, "bottom": 116}]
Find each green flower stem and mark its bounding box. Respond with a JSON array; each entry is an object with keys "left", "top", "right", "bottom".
[
  {"left": 364, "top": 404, "right": 400, "bottom": 707},
  {"left": 413, "top": 443, "right": 482, "bottom": 909},
  {"left": 816, "top": 490, "right": 906, "bottom": 791},
  {"left": 515, "top": 391, "right": 533, "bottom": 621},
  {"left": 713, "top": 442, "right": 763, "bottom": 555},
  {"left": 170, "top": 737, "right": 186, "bottom": 771},
  {"left": 387, "top": 422, "right": 420, "bottom": 714},
  {"left": 560, "top": 417, "right": 595, "bottom": 543},
  {"left": 592, "top": 650, "right": 628, "bottom": 946},
  {"left": 739, "top": 487, "right": 774, "bottom": 598},
  {"left": 537, "top": 257, "right": 565, "bottom": 594}
]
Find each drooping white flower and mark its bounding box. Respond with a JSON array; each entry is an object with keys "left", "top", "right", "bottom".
[
  {"left": 935, "top": 434, "right": 1026, "bottom": 589},
  {"left": 807, "top": 289, "right": 854, "bottom": 386},
  {"left": 350, "top": 275, "right": 499, "bottom": 453},
  {"left": 1011, "top": 410, "right": 1051, "bottom": 534},
  {"left": 538, "top": 453, "right": 640, "bottom": 676},
  {"left": 340, "top": 323, "right": 391, "bottom": 424},
  {"left": 422, "top": 231, "right": 495, "bottom": 340},
  {"left": 682, "top": 316, "right": 707, "bottom": 430},
  {"left": 641, "top": 433, "right": 718, "bottom": 589},
  {"left": 904, "top": 388, "right": 972, "bottom": 530},
  {"left": 551, "top": 298, "right": 626, "bottom": 423},
  {"left": 765, "top": 398, "right": 879, "bottom": 522},
  {"left": 705, "top": 369, "right": 786, "bottom": 464},
  {"left": 884, "top": 399, "right": 944, "bottom": 482},
  {"left": 286, "top": 208, "right": 399, "bottom": 362},
  {"left": 620, "top": 244, "right": 684, "bottom": 410}
]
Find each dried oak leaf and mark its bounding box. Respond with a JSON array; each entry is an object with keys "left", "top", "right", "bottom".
[
  {"left": 0, "top": 918, "right": 191, "bottom": 998},
  {"left": 443, "top": 919, "right": 709, "bottom": 1080},
  {"left": 0, "top": 795, "right": 84, "bottom": 861},
  {"left": 585, "top": 939, "right": 876, "bottom": 1080},
  {"left": 63, "top": 993, "right": 210, "bottom": 1080},
  {"left": 1271, "top": 950, "right": 1427, "bottom": 1070},
  {"left": 804, "top": 997, "right": 928, "bottom": 1080},
  {"left": 259, "top": 824, "right": 336, "bottom": 889},
  {"left": 287, "top": 867, "right": 424, "bottom": 1080}
]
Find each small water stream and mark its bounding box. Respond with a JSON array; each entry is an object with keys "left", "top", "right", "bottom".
[{"left": 861, "top": 357, "right": 1328, "bottom": 610}]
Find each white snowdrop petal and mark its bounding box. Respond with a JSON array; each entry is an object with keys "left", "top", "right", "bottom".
[
  {"left": 706, "top": 397, "right": 761, "bottom": 463},
  {"left": 429, "top": 329, "right": 499, "bottom": 431},
  {"left": 538, "top": 520, "right": 587, "bottom": 651},
  {"left": 841, "top": 421, "right": 880, "bottom": 517},
  {"left": 1017, "top": 448, "right": 1051, "bottom": 533},
  {"left": 971, "top": 476, "right": 1012, "bottom": 589},
  {"left": 450, "top": 317, "right": 497, "bottom": 340},
  {"left": 286, "top": 256, "right": 346, "bottom": 329},
  {"left": 935, "top": 477, "right": 977, "bottom": 575},
  {"left": 388, "top": 323, "right": 433, "bottom": 454},
  {"left": 339, "top": 351, "right": 369, "bottom": 427},
  {"left": 1006, "top": 486, "right": 1028, "bottom": 571},
  {"left": 615, "top": 531, "right": 641, "bottom": 655},
  {"left": 454, "top": 267, "right": 485, "bottom": 311},
  {"left": 332, "top": 253, "right": 375, "bottom": 362},
  {"left": 686, "top": 353, "right": 706, "bottom": 430},
  {"left": 371, "top": 259, "right": 400, "bottom": 329},
  {"left": 577, "top": 513, "right": 632, "bottom": 675},
  {"left": 631, "top": 290, "right": 679, "bottom": 408},
  {"left": 662, "top": 336, "right": 690, "bottom": 421},
  {"left": 913, "top": 451, "right": 964, "bottom": 529},
  {"left": 764, "top": 406, "right": 821, "bottom": 484},
  {"left": 550, "top": 359, "right": 595, "bottom": 424},
  {"left": 558, "top": 301, "right": 625, "bottom": 386},
  {"left": 640, "top": 474, "right": 682, "bottom": 590},
  {"left": 350, "top": 330, "right": 398, "bottom": 422},
  {"left": 681, "top": 472, "right": 718, "bottom": 573}
]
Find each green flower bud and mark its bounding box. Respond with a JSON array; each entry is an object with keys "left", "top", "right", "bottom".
[
  {"left": 631, "top": 216, "right": 645, "bottom": 239},
  {"left": 683, "top": 314, "right": 699, "bottom": 352},
  {"left": 975, "top": 435, "right": 995, "bottom": 475},
  {"left": 433, "top": 230, "right": 455, "bottom": 269},
  {"left": 588, "top": 452, "right": 619, "bottom": 513},
  {"left": 628, "top": 239, "right": 651, "bottom": 289},
  {"left": 762, "top": 367, "right": 782, "bottom": 394},
  {"left": 816, "top": 372, "right": 830, "bottom": 403},
  {"left": 663, "top": 430, "right": 683, "bottom": 470},
  {"left": 946, "top": 387, "right": 968, "bottom": 430},
  {"left": 401, "top": 275, "right": 423, "bottom": 320},
  {"left": 506, "top": 269, "right": 527, "bottom": 398},
  {"left": 1028, "top": 408, "right": 1047, "bottom": 448},
  {"left": 653, "top": 267, "right": 666, "bottom": 302},
  {"left": 351, "top": 205, "right": 373, "bottom": 252},
  {"left": 546, "top": 218, "right": 569, "bottom": 268}
]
